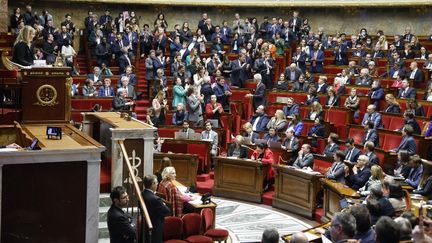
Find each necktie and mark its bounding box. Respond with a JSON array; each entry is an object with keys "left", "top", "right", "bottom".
[
  {"left": 346, "top": 149, "right": 352, "bottom": 161},
  {"left": 206, "top": 131, "right": 210, "bottom": 139},
  {"left": 105, "top": 88, "right": 108, "bottom": 96},
  {"left": 289, "top": 139, "right": 293, "bottom": 149}
]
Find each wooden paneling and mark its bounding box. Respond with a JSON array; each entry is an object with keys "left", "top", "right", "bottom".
[{"left": 153, "top": 153, "right": 198, "bottom": 187}]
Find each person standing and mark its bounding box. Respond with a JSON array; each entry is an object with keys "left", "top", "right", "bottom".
[
  {"left": 107, "top": 186, "right": 136, "bottom": 243},
  {"left": 142, "top": 175, "right": 171, "bottom": 243}
]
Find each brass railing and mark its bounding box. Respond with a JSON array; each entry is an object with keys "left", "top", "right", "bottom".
[{"left": 118, "top": 140, "right": 153, "bottom": 243}]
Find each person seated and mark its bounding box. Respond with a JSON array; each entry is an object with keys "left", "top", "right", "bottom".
[
  {"left": 249, "top": 105, "right": 270, "bottom": 133},
  {"left": 398, "top": 79, "right": 416, "bottom": 99},
  {"left": 98, "top": 78, "right": 115, "bottom": 97},
  {"left": 13, "top": 26, "right": 35, "bottom": 66},
  {"left": 119, "top": 76, "right": 137, "bottom": 100},
  {"left": 344, "top": 138, "right": 361, "bottom": 164},
  {"left": 172, "top": 104, "right": 188, "bottom": 126},
  {"left": 383, "top": 180, "right": 407, "bottom": 213},
  {"left": 394, "top": 150, "right": 411, "bottom": 178},
  {"left": 374, "top": 217, "right": 400, "bottom": 243},
  {"left": 155, "top": 157, "right": 173, "bottom": 183},
  {"left": 266, "top": 109, "right": 287, "bottom": 132},
  {"left": 362, "top": 121, "right": 379, "bottom": 147},
  {"left": 307, "top": 117, "right": 325, "bottom": 148},
  {"left": 392, "top": 125, "right": 417, "bottom": 155},
  {"left": 315, "top": 75, "right": 328, "bottom": 94},
  {"left": 405, "top": 154, "right": 423, "bottom": 188},
  {"left": 275, "top": 73, "right": 289, "bottom": 91},
  {"left": 286, "top": 113, "right": 304, "bottom": 137},
  {"left": 359, "top": 164, "right": 385, "bottom": 196},
  {"left": 261, "top": 228, "right": 280, "bottom": 243},
  {"left": 292, "top": 144, "right": 314, "bottom": 169},
  {"left": 100, "top": 63, "right": 113, "bottom": 77},
  {"left": 205, "top": 94, "right": 224, "bottom": 122},
  {"left": 118, "top": 66, "right": 137, "bottom": 87},
  {"left": 345, "top": 155, "right": 371, "bottom": 190},
  {"left": 368, "top": 80, "right": 385, "bottom": 110},
  {"left": 305, "top": 87, "right": 320, "bottom": 105},
  {"left": 282, "top": 97, "right": 300, "bottom": 118},
  {"left": 263, "top": 127, "right": 281, "bottom": 143},
  {"left": 383, "top": 93, "right": 401, "bottom": 113},
  {"left": 413, "top": 172, "right": 432, "bottom": 200},
  {"left": 227, "top": 135, "right": 248, "bottom": 158},
  {"left": 82, "top": 79, "right": 97, "bottom": 97},
  {"left": 349, "top": 205, "right": 376, "bottom": 243},
  {"left": 323, "top": 132, "right": 339, "bottom": 157},
  {"left": 361, "top": 105, "right": 383, "bottom": 129},
  {"left": 251, "top": 143, "right": 274, "bottom": 191},
  {"left": 332, "top": 75, "right": 346, "bottom": 96},
  {"left": 325, "top": 150, "right": 346, "bottom": 183},
  {"left": 87, "top": 66, "right": 103, "bottom": 85},
  {"left": 157, "top": 166, "right": 194, "bottom": 217},
  {"left": 242, "top": 122, "right": 259, "bottom": 144},
  {"left": 291, "top": 74, "right": 310, "bottom": 92},
  {"left": 112, "top": 88, "right": 134, "bottom": 112},
  {"left": 281, "top": 129, "right": 299, "bottom": 154},
  {"left": 359, "top": 53, "right": 373, "bottom": 68},
  {"left": 406, "top": 98, "right": 425, "bottom": 117},
  {"left": 365, "top": 183, "right": 395, "bottom": 224},
  {"left": 307, "top": 101, "right": 324, "bottom": 121},
  {"left": 394, "top": 217, "right": 412, "bottom": 241},
  {"left": 398, "top": 111, "right": 421, "bottom": 135},
  {"left": 355, "top": 68, "right": 373, "bottom": 86},
  {"left": 325, "top": 87, "right": 340, "bottom": 107},
  {"left": 363, "top": 142, "right": 380, "bottom": 167}
]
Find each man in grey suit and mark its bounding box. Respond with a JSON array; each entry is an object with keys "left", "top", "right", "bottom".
[
  {"left": 293, "top": 144, "right": 314, "bottom": 169},
  {"left": 283, "top": 63, "right": 303, "bottom": 82},
  {"left": 326, "top": 150, "right": 346, "bottom": 183},
  {"left": 119, "top": 76, "right": 137, "bottom": 100},
  {"left": 186, "top": 88, "right": 204, "bottom": 127},
  {"left": 201, "top": 121, "right": 218, "bottom": 156}
]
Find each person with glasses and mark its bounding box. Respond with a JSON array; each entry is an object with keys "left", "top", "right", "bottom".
[
  {"left": 107, "top": 186, "right": 136, "bottom": 243},
  {"left": 328, "top": 212, "right": 357, "bottom": 242}
]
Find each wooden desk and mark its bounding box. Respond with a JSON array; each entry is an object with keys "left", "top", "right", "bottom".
[
  {"left": 321, "top": 179, "right": 360, "bottom": 222},
  {"left": 272, "top": 165, "right": 324, "bottom": 219},
  {"left": 0, "top": 123, "right": 105, "bottom": 243},
  {"left": 161, "top": 138, "right": 212, "bottom": 172},
  {"left": 153, "top": 152, "right": 199, "bottom": 187},
  {"left": 213, "top": 156, "right": 269, "bottom": 203}
]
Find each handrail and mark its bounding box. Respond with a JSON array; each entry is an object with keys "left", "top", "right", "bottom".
[{"left": 118, "top": 140, "right": 153, "bottom": 232}]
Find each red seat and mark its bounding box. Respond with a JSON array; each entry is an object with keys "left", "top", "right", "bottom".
[
  {"left": 388, "top": 117, "right": 405, "bottom": 131},
  {"left": 348, "top": 126, "right": 364, "bottom": 145},
  {"left": 382, "top": 134, "right": 402, "bottom": 151},
  {"left": 313, "top": 157, "right": 332, "bottom": 174},
  {"left": 201, "top": 208, "right": 229, "bottom": 243},
  {"left": 164, "top": 216, "right": 188, "bottom": 243},
  {"left": 182, "top": 213, "right": 212, "bottom": 243}
]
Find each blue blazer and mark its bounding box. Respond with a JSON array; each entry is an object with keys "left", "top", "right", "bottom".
[
  {"left": 323, "top": 143, "right": 339, "bottom": 157},
  {"left": 309, "top": 49, "right": 324, "bottom": 73},
  {"left": 283, "top": 104, "right": 300, "bottom": 118},
  {"left": 384, "top": 104, "right": 401, "bottom": 113},
  {"left": 249, "top": 114, "right": 270, "bottom": 132},
  {"left": 252, "top": 82, "right": 267, "bottom": 109},
  {"left": 361, "top": 112, "right": 383, "bottom": 129},
  {"left": 344, "top": 147, "right": 362, "bottom": 163},
  {"left": 398, "top": 87, "right": 417, "bottom": 99},
  {"left": 362, "top": 129, "right": 379, "bottom": 147},
  {"left": 98, "top": 86, "right": 115, "bottom": 97},
  {"left": 308, "top": 124, "right": 325, "bottom": 137},
  {"left": 346, "top": 166, "right": 371, "bottom": 190},
  {"left": 396, "top": 135, "right": 417, "bottom": 155},
  {"left": 326, "top": 161, "right": 345, "bottom": 183}
]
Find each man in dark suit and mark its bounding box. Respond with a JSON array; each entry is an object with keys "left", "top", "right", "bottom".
[
  {"left": 362, "top": 121, "right": 379, "bottom": 147},
  {"left": 363, "top": 141, "right": 380, "bottom": 167},
  {"left": 178, "top": 121, "right": 195, "bottom": 138},
  {"left": 371, "top": 45, "right": 385, "bottom": 59},
  {"left": 282, "top": 97, "right": 300, "bottom": 118},
  {"left": 334, "top": 45, "right": 348, "bottom": 66},
  {"left": 315, "top": 76, "right": 328, "bottom": 94},
  {"left": 345, "top": 155, "right": 371, "bottom": 190},
  {"left": 309, "top": 42, "right": 324, "bottom": 73},
  {"left": 393, "top": 125, "right": 417, "bottom": 155},
  {"left": 112, "top": 88, "right": 134, "bottom": 112},
  {"left": 368, "top": 80, "right": 385, "bottom": 110},
  {"left": 398, "top": 79, "right": 416, "bottom": 99},
  {"left": 87, "top": 66, "right": 103, "bottom": 85},
  {"left": 293, "top": 144, "right": 314, "bottom": 169},
  {"left": 398, "top": 112, "right": 421, "bottom": 135},
  {"left": 118, "top": 66, "right": 137, "bottom": 87},
  {"left": 323, "top": 133, "right": 339, "bottom": 157},
  {"left": 283, "top": 63, "right": 302, "bottom": 82},
  {"left": 111, "top": 33, "right": 126, "bottom": 59},
  {"left": 107, "top": 186, "right": 136, "bottom": 243},
  {"left": 292, "top": 47, "right": 308, "bottom": 73},
  {"left": 249, "top": 105, "right": 270, "bottom": 133},
  {"left": 142, "top": 175, "right": 171, "bottom": 243},
  {"left": 344, "top": 138, "right": 362, "bottom": 164},
  {"left": 291, "top": 75, "right": 310, "bottom": 92},
  {"left": 282, "top": 129, "right": 300, "bottom": 162},
  {"left": 355, "top": 68, "right": 373, "bottom": 86},
  {"left": 408, "top": 62, "right": 424, "bottom": 85},
  {"left": 230, "top": 53, "right": 248, "bottom": 88},
  {"left": 99, "top": 78, "right": 115, "bottom": 97},
  {"left": 245, "top": 73, "right": 266, "bottom": 109},
  {"left": 288, "top": 10, "right": 302, "bottom": 37},
  {"left": 118, "top": 48, "right": 133, "bottom": 75},
  {"left": 95, "top": 37, "right": 111, "bottom": 67}
]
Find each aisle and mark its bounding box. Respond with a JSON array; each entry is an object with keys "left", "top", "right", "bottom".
[{"left": 212, "top": 197, "right": 312, "bottom": 243}]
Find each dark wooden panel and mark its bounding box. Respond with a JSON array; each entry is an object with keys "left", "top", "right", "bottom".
[{"left": 1, "top": 161, "right": 87, "bottom": 243}]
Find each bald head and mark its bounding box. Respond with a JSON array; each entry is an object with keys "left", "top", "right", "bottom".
[{"left": 290, "top": 232, "right": 308, "bottom": 243}]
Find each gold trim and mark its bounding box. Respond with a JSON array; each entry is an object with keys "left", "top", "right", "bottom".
[{"left": 35, "top": 84, "right": 59, "bottom": 106}]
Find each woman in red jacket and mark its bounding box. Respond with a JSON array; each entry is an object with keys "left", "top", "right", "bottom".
[{"left": 251, "top": 143, "right": 275, "bottom": 191}]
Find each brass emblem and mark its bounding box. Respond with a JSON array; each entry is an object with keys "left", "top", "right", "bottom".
[{"left": 35, "top": 84, "right": 58, "bottom": 106}]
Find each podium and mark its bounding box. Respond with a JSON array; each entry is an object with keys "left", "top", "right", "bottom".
[{"left": 21, "top": 67, "right": 72, "bottom": 123}]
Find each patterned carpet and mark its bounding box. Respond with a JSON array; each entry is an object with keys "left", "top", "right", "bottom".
[{"left": 212, "top": 198, "right": 312, "bottom": 243}]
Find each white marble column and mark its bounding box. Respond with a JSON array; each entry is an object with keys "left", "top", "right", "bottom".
[
  {"left": 86, "top": 159, "right": 101, "bottom": 243},
  {"left": 111, "top": 137, "right": 123, "bottom": 188},
  {"left": 142, "top": 136, "right": 154, "bottom": 177}
]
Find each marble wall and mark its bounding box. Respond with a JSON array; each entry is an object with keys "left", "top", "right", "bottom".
[{"left": 7, "top": 1, "right": 432, "bottom": 36}]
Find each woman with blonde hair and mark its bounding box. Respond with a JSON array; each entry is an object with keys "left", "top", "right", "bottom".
[
  {"left": 307, "top": 101, "right": 323, "bottom": 120},
  {"left": 383, "top": 93, "right": 401, "bottom": 113},
  {"left": 157, "top": 166, "right": 194, "bottom": 217},
  {"left": 13, "top": 25, "right": 35, "bottom": 66},
  {"left": 359, "top": 165, "right": 385, "bottom": 196},
  {"left": 266, "top": 109, "right": 287, "bottom": 132},
  {"left": 152, "top": 90, "right": 168, "bottom": 126},
  {"left": 376, "top": 35, "right": 388, "bottom": 50}
]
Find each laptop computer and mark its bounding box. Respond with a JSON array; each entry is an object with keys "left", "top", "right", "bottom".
[
  {"left": 189, "top": 133, "right": 202, "bottom": 141},
  {"left": 268, "top": 140, "right": 282, "bottom": 149},
  {"left": 174, "top": 132, "right": 188, "bottom": 140}
]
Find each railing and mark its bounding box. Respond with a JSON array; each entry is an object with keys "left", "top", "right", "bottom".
[{"left": 118, "top": 140, "right": 153, "bottom": 243}]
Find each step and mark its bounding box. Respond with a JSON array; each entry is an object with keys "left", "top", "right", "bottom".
[
  {"left": 98, "top": 222, "right": 109, "bottom": 239},
  {"left": 98, "top": 238, "right": 110, "bottom": 243},
  {"left": 99, "top": 206, "right": 110, "bottom": 222},
  {"left": 197, "top": 174, "right": 210, "bottom": 182},
  {"left": 100, "top": 193, "right": 111, "bottom": 207},
  {"left": 262, "top": 190, "right": 274, "bottom": 206}
]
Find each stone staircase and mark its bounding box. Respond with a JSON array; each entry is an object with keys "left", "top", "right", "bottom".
[{"left": 98, "top": 193, "right": 111, "bottom": 243}]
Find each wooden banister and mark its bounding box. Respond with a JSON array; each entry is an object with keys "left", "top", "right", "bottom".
[{"left": 118, "top": 140, "right": 153, "bottom": 235}]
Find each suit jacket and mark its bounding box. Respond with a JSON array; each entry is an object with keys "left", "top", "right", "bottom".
[
  {"left": 252, "top": 82, "right": 266, "bottom": 109},
  {"left": 230, "top": 59, "right": 248, "bottom": 87},
  {"left": 292, "top": 51, "right": 308, "bottom": 72},
  {"left": 355, "top": 76, "right": 373, "bottom": 86},
  {"left": 283, "top": 68, "right": 302, "bottom": 81},
  {"left": 283, "top": 104, "right": 300, "bottom": 118},
  {"left": 120, "top": 85, "right": 137, "bottom": 100},
  {"left": 398, "top": 87, "right": 416, "bottom": 99},
  {"left": 250, "top": 114, "right": 270, "bottom": 132},
  {"left": 227, "top": 143, "right": 248, "bottom": 158},
  {"left": 396, "top": 135, "right": 417, "bottom": 155},
  {"left": 400, "top": 119, "right": 421, "bottom": 135},
  {"left": 309, "top": 49, "right": 324, "bottom": 73},
  {"left": 315, "top": 83, "right": 328, "bottom": 94},
  {"left": 405, "top": 165, "right": 423, "bottom": 188},
  {"left": 326, "top": 161, "right": 346, "bottom": 183},
  {"left": 293, "top": 153, "right": 314, "bottom": 169},
  {"left": 384, "top": 104, "right": 401, "bottom": 113},
  {"left": 178, "top": 127, "right": 195, "bottom": 138},
  {"left": 292, "top": 81, "right": 310, "bottom": 92},
  {"left": 334, "top": 50, "right": 348, "bottom": 65},
  {"left": 362, "top": 129, "right": 379, "bottom": 147},
  {"left": 118, "top": 55, "right": 132, "bottom": 74},
  {"left": 323, "top": 143, "right": 339, "bottom": 157},
  {"left": 325, "top": 96, "right": 340, "bottom": 107},
  {"left": 365, "top": 151, "right": 380, "bottom": 166},
  {"left": 368, "top": 87, "right": 385, "bottom": 108},
  {"left": 142, "top": 190, "right": 170, "bottom": 243},
  {"left": 186, "top": 95, "right": 203, "bottom": 122},
  {"left": 282, "top": 137, "right": 300, "bottom": 152},
  {"left": 112, "top": 96, "right": 131, "bottom": 111},
  {"left": 372, "top": 50, "right": 385, "bottom": 59},
  {"left": 344, "top": 147, "right": 361, "bottom": 163},
  {"left": 201, "top": 130, "right": 218, "bottom": 155},
  {"left": 107, "top": 205, "right": 136, "bottom": 243},
  {"left": 346, "top": 167, "right": 372, "bottom": 190},
  {"left": 361, "top": 112, "right": 383, "bottom": 129},
  {"left": 119, "top": 74, "right": 137, "bottom": 87},
  {"left": 98, "top": 86, "right": 115, "bottom": 97}
]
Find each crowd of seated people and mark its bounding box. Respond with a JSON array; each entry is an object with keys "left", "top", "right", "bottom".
[{"left": 9, "top": 5, "right": 432, "bottom": 242}]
